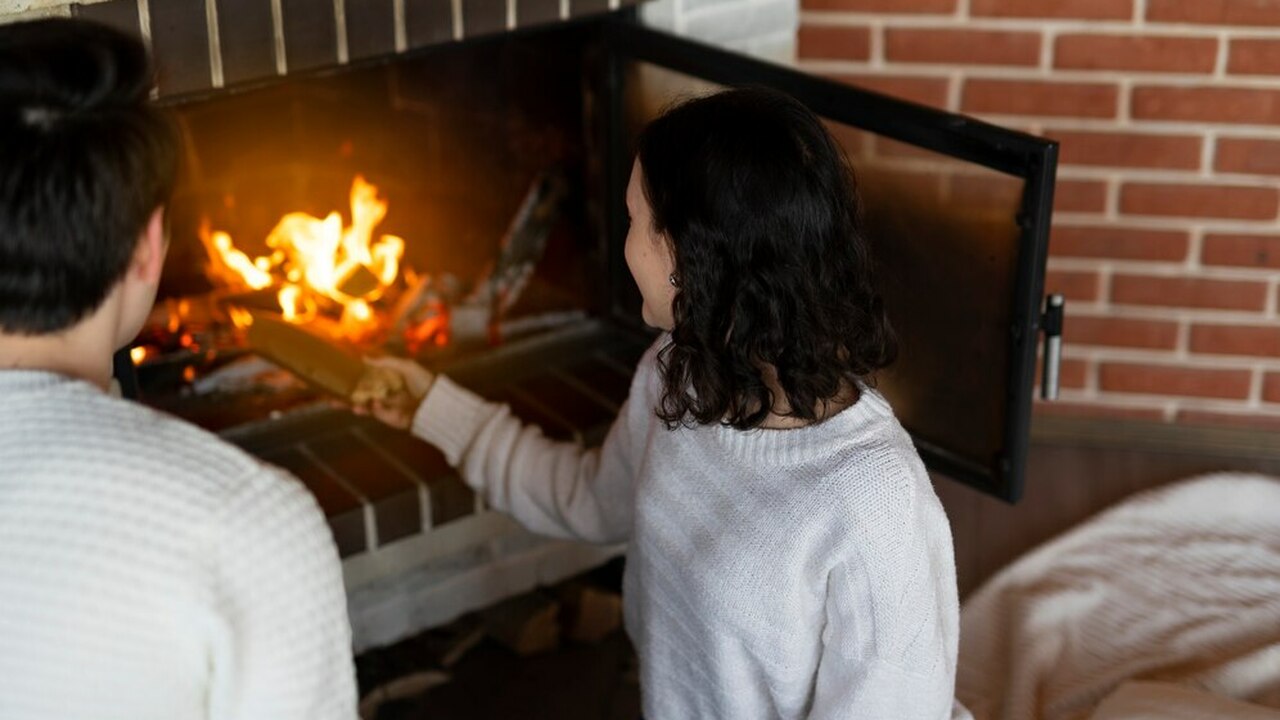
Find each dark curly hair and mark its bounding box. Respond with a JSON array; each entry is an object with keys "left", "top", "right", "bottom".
[
  {"left": 636, "top": 87, "right": 897, "bottom": 431},
  {"left": 0, "top": 18, "right": 178, "bottom": 335}
]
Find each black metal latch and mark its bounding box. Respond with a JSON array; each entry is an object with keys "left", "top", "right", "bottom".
[{"left": 1040, "top": 294, "right": 1065, "bottom": 401}]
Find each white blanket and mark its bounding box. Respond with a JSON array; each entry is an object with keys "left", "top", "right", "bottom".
[{"left": 956, "top": 472, "right": 1280, "bottom": 720}]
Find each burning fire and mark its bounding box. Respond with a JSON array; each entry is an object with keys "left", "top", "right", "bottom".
[{"left": 203, "top": 175, "right": 405, "bottom": 339}]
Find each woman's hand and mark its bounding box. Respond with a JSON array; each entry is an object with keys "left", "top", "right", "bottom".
[{"left": 351, "top": 356, "right": 436, "bottom": 430}]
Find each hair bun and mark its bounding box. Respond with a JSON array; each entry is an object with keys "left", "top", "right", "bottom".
[{"left": 0, "top": 19, "right": 152, "bottom": 131}]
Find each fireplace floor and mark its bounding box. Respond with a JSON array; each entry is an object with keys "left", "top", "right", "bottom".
[
  {"left": 356, "top": 560, "right": 641, "bottom": 720},
  {"left": 362, "top": 630, "right": 639, "bottom": 720}
]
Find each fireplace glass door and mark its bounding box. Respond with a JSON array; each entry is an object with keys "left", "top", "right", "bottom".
[{"left": 604, "top": 22, "right": 1058, "bottom": 502}]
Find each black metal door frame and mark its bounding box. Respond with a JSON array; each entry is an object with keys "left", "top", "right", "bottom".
[{"left": 601, "top": 19, "right": 1059, "bottom": 502}]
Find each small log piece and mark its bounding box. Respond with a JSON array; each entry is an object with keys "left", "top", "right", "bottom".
[
  {"left": 479, "top": 591, "right": 562, "bottom": 656},
  {"left": 558, "top": 582, "right": 623, "bottom": 644}
]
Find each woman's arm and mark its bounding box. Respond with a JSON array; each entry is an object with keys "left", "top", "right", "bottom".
[
  {"left": 409, "top": 374, "right": 640, "bottom": 543},
  {"left": 353, "top": 353, "right": 650, "bottom": 544}
]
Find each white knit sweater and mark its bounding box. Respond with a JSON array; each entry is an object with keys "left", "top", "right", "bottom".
[
  {"left": 414, "top": 339, "right": 961, "bottom": 719},
  {"left": 0, "top": 370, "right": 357, "bottom": 720}
]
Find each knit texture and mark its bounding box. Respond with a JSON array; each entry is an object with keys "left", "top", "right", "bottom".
[
  {"left": 414, "top": 339, "right": 961, "bottom": 719},
  {"left": 0, "top": 370, "right": 357, "bottom": 720},
  {"left": 957, "top": 473, "right": 1280, "bottom": 720}
]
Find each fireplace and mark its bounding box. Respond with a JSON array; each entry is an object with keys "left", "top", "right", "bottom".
[{"left": 113, "top": 9, "right": 1059, "bottom": 649}]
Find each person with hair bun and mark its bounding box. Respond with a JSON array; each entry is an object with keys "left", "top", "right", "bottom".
[
  {"left": 357, "top": 87, "right": 965, "bottom": 719},
  {"left": 0, "top": 19, "right": 357, "bottom": 719}
]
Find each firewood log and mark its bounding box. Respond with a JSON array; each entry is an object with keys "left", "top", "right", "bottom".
[{"left": 480, "top": 592, "right": 561, "bottom": 656}]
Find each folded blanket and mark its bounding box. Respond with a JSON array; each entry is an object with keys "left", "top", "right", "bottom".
[{"left": 956, "top": 473, "right": 1280, "bottom": 720}]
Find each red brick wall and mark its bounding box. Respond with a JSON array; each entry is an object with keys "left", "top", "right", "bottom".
[{"left": 800, "top": 0, "right": 1280, "bottom": 430}]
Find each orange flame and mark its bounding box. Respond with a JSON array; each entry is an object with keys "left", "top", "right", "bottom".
[
  {"left": 202, "top": 228, "right": 273, "bottom": 290},
  {"left": 203, "top": 176, "right": 405, "bottom": 339},
  {"left": 277, "top": 284, "right": 317, "bottom": 324}
]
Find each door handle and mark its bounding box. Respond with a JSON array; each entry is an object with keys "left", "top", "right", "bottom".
[{"left": 1040, "top": 294, "right": 1065, "bottom": 401}]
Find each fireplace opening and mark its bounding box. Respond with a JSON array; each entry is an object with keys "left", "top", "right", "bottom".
[{"left": 137, "top": 22, "right": 633, "bottom": 426}]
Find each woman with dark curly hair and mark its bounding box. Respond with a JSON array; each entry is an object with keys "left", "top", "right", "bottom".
[{"left": 357, "top": 87, "right": 964, "bottom": 719}]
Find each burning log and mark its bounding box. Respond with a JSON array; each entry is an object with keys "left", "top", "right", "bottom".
[
  {"left": 243, "top": 310, "right": 367, "bottom": 398},
  {"left": 387, "top": 271, "right": 457, "bottom": 355},
  {"left": 457, "top": 172, "right": 567, "bottom": 345},
  {"left": 336, "top": 262, "right": 382, "bottom": 298}
]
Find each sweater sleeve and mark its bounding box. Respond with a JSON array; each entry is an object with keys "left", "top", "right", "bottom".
[
  {"left": 207, "top": 467, "right": 358, "bottom": 720},
  {"left": 808, "top": 486, "right": 959, "bottom": 720},
  {"left": 409, "top": 372, "right": 642, "bottom": 544},
  {"left": 808, "top": 558, "right": 954, "bottom": 720}
]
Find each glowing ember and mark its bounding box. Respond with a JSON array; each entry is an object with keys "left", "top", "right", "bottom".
[
  {"left": 129, "top": 346, "right": 149, "bottom": 365},
  {"left": 227, "top": 307, "right": 254, "bottom": 329},
  {"left": 204, "top": 175, "right": 406, "bottom": 339},
  {"left": 402, "top": 310, "right": 450, "bottom": 354}
]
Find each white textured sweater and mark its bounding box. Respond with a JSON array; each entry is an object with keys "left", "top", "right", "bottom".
[
  {"left": 0, "top": 370, "right": 357, "bottom": 720},
  {"left": 414, "top": 339, "right": 961, "bottom": 719}
]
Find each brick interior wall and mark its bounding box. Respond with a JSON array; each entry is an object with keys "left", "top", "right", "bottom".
[{"left": 800, "top": 0, "right": 1280, "bottom": 431}]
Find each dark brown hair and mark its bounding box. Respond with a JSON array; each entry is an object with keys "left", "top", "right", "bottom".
[
  {"left": 636, "top": 87, "right": 897, "bottom": 430},
  {"left": 0, "top": 18, "right": 178, "bottom": 334}
]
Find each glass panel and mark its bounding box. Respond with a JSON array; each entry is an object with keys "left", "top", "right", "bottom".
[{"left": 854, "top": 134, "right": 1021, "bottom": 469}]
